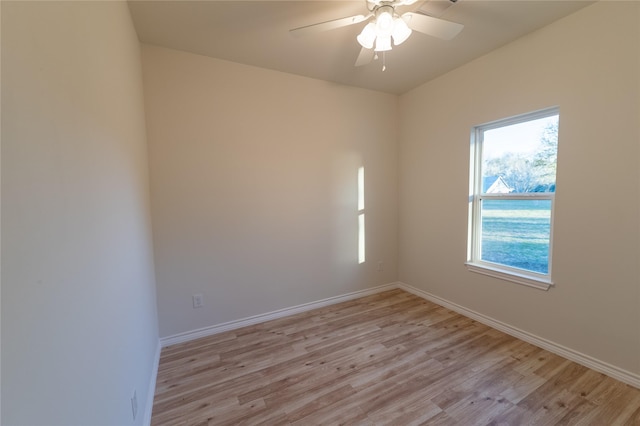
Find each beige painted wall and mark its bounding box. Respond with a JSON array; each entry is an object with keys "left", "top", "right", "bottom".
[
  {"left": 2, "top": 2, "right": 159, "bottom": 424},
  {"left": 399, "top": 1, "right": 640, "bottom": 375},
  {"left": 142, "top": 46, "right": 398, "bottom": 338}
]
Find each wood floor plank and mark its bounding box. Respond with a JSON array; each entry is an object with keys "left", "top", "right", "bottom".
[
  {"left": 623, "top": 405, "right": 640, "bottom": 426},
  {"left": 151, "top": 290, "right": 640, "bottom": 425}
]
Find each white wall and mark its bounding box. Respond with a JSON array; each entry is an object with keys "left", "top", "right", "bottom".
[
  {"left": 142, "top": 46, "right": 398, "bottom": 338},
  {"left": 399, "top": 1, "right": 640, "bottom": 376},
  {"left": 2, "top": 2, "right": 159, "bottom": 425}
]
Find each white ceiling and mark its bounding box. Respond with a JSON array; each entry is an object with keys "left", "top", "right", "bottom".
[{"left": 128, "top": 0, "right": 593, "bottom": 94}]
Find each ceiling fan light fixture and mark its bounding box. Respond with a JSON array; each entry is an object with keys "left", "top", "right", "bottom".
[
  {"left": 376, "top": 10, "right": 394, "bottom": 34},
  {"left": 357, "top": 22, "right": 376, "bottom": 49},
  {"left": 358, "top": 4, "right": 415, "bottom": 53},
  {"left": 374, "top": 34, "right": 392, "bottom": 52},
  {"left": 391, "top": 16, "right": 412, "bottom": 45},
  {"left": 290, "top": 0, "right": 465, "bottom": 69}
]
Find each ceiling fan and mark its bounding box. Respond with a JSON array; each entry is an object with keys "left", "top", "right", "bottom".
[{"left": 290, "top": 0, "right": 464, "bottom": 69}]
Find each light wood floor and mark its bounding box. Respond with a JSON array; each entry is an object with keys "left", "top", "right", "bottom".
[{"left": 151, "top": 289, "right": 640, "bottom": 425}]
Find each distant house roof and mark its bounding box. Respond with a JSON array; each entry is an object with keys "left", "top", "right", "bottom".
[{"left": 483, "top": 176, "right": 512, "bottom": 193}]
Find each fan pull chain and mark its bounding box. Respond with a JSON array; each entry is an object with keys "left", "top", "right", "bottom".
[{"left": 372, "top": 52, "right": 386, "bottom": 72}]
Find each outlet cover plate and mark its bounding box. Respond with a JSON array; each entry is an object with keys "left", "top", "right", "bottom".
[{"left": 193, "top": 293, "right": 204, "bottom": 308}]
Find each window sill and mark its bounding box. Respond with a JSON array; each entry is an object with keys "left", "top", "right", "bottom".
[{"left": 465, "top": 262, "right": 553, "bottom": 291}]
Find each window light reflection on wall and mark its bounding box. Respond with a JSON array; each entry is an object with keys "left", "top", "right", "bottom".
[{"left": 358, "top": 166, "right": 365, "bottom": 264}]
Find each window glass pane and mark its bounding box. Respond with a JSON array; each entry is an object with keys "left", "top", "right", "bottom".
[
  {"left": 482, "top": 115, "right": 558, "bottom": 194},
  {"left": 481, "top": 199, "right": 551, "bottom": 274}
]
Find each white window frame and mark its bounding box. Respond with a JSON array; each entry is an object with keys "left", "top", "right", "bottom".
[{"left": 466, "top": 107, "right": 558, "bottom": 291}]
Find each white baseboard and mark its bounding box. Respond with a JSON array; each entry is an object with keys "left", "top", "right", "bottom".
[
  {"left": 397, "top": 282, "right": 640, "bottom": 389},
  {"left": 159, "top": 283, "right": 399, "bottom": 347},
  {"left": 143, "top": 340, "right": 161, "bottom": 426}
]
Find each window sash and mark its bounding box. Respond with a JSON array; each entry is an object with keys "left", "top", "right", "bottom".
[{"left": 468, "top": 194, "right": 555, "bottom": 288}]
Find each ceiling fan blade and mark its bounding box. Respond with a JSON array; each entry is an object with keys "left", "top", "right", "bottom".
[
  {"left": 401, "top": 12, "right": 463, "bottom": 40},
  {"left": 290, "top": 14, "right": 369, "bottom": 38},
  {"left": 355, "top": 47, "right": 375, "bottom": 67}
]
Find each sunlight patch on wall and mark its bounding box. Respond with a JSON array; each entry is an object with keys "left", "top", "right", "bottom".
[{"left": 358, "top": 166, "right": 365, "bottom": 264}]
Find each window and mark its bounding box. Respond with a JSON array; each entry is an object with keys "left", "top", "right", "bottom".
[{"left": 467, "top": 108, "right": 559, "bottom": 290}]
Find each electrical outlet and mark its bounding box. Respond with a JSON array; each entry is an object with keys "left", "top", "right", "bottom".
[
  {"left": 131, "top": 390, "right": 138, "bottom": 421},
  {"left": 193, "top": 293, "right": 204, "bottom": 308},
  {"left": 377, "top": 261, "right": 384, "bottom": 272}
]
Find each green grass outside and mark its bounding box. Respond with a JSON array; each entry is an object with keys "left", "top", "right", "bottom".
[{"left": 481, "top": 199, "right": 551, "bottom": 274}]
